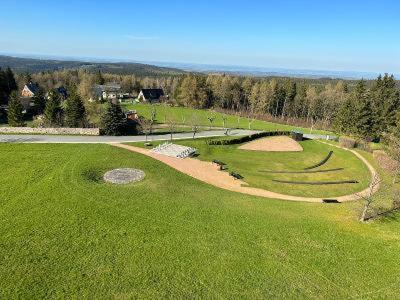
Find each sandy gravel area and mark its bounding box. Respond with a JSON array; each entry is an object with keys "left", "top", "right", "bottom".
[
  {"left": 238, "top": 136, "right": 303, "bottom": 152},
  {"left": 112, "top": 143, "right": 378, "bottom": 203}
]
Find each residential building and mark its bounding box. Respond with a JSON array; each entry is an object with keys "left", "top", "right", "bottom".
[
  {"left": 138, "top": 89, "right": 165, "bottom": 103},
  {"left": 21, "top": 82, "right": 39, "bottom": 98}
]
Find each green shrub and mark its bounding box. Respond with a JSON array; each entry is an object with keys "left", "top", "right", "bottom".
[{"left": 208, "top": 131, "right": 292, "bottom": 145}]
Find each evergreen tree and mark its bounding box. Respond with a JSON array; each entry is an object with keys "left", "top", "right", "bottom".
[
  {"left": 95, "top": 70, "right": 105, "bottom": 85},
  {"left": 381, "top": 74, "right": 400, "bottom": 132},
  {"left": 100, "top": 102, "right": 126, "bottom": 135},
  {"left": 65, "top": 92, "right": 86, "bottom": 127},
  {"left": 0, "top": 67, "right": 17, "bottom": 105},
  {"left": 32, "top": 86, "right": 46, "bottom": 115},
  {"left": 4, "top": 67, "right": 17, "bottom": 94},
  {"left": 44, "top": 89, "right": 62, "bottom": 126},
  {"left": 7, "top": 91, "right": 25, "bottom": 127},
  {"left": 371, "top": 74, "right": 400, "bottom": 135},
  {"left": 0, "top": 68, "right": 6, "bottom": 105},
  {"left": 352, "top": 80, "right": 374, "bottom": 140},
  {"left": 282, "top": 81, "right": 296, "bottom": 118},
  {"left": 334, "top": 97, "right": 354, "bottom": 134}
]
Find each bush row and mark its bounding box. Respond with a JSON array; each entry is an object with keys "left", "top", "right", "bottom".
[
  {"left": 339, "top": 136, "right": 372, "bottom": 152},
  {"left": 207, "top": 131, "right": 292, "bottom": 145}
]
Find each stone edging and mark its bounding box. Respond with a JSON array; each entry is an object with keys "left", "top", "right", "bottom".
[{"left": 0, "top": 127, "right": 100, "bottom": 136}]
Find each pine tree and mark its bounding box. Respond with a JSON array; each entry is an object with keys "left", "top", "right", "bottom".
[
  {"left": 65, "top": 92, "right": 86, "bottom": 127},
  {"left": 7, "top": 91, "right": 25, "bottom": 127},
  {"left": 282, "top": 81, "right": 296, "bottom": 118},
  {"left": 334, "top": 97, "right": 354, "bottom": 134},
  {"left": 0, "top": 68, "right": 6, "bottom": 105},
  {"left": 95, "top": 70, "right": 105, "bottom": 85},
  {"left": 0, "top": 67, "right": 17, "bottom": 105},
  {"left": 352, "top": 80, "right": 374, "bottom": 140},
  {"left": 44, "top": 89, "right": 62, "bottom": 126},
  {"left": 32, "top": 86, "right": 46, "bottom": 115},
  {"left": 5, "top": 67, "right": 17, "bottom": 94},
  {"left": 381, "top": 74, "right": 400, "bottom": 132},
  {"left": 371, "top": 74, "right": 400, "bottom": 135},
  {"left": 100, "top": 102, "right": 126, "bottom": 135}
]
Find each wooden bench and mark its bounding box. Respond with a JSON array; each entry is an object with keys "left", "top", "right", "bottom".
[
  {"left": 322, "top": 199, "right": 340, "bottom": 203},
  {"left": 230, "top": 172, "right": 244, "bottom": 180},
  {"left": 212, "top": 159, "right": 226, "bottom": 166}
]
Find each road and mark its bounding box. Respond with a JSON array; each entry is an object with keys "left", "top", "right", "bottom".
[{"left": 0, "top": 129, "right": 259, "bottom": 144}]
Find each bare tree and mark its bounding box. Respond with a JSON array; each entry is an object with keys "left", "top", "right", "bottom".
[
  {"left": 384, "top": 133, "right": 400, "bottom": 185},
  {"left": 166, "top": 116, "right": 177, "bottom": 141},
  {"left": 359, "top": 174, "right": 381, "bottom": 222},
  {"left": 382, "top": 133, "right": 400, "bottom": 211},
  {"left": 149, "top": 105, "right": 157, "bottom": 135},
  {"left": 190, "top": 114, "right": 200, "bottom": 139},
  {"left": 137, "top": 117, "right": 152, "bottom": 143},
  {"left": 207, "top": 112, "right": 216, "bottom": 130},
  {"left": 246, "top": 108, "right": 255, "bottom": 130},
  {"left": 236, "top": 112, "right": 241, "bottom": 128},
  {"left": 221, "top": 113, "right": 228, "bottom": 129}
]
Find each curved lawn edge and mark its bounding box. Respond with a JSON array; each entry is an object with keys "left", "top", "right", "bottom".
[
  {"left": 111, "top": 142, "right": 379, "bottom": 203},
  {"left": 304, "top": 151, "right": 334, "bottom": 170}
]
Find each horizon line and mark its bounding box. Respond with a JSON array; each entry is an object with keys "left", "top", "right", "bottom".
[{"left": 0, "top": 51, "right": 398, "bottom": 79}]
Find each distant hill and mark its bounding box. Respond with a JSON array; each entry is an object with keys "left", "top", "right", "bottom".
[
  {"left": 0, "top": 55, "right": 185, "bottom": 76},
  {"left": 153, "top": 62, "right": 393, "bottom": 80}
]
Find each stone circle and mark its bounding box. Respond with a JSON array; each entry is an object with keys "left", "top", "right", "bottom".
[{"left": 103, "top": 168, "right": 145, "bottom": 184}]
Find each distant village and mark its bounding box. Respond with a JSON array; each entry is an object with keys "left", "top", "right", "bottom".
[{"left": 20, "top": 81, "right": 165, "bottom": 110}]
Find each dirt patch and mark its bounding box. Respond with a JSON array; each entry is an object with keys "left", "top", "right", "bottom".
[
  {"left": 238, "top": 136, "right": 303, "bottom": 152},
  {"left": 111, "top": 143, "right": 378, "bottom": 203}
]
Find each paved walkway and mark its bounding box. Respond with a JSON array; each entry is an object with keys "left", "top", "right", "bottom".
[
  {"left": 112, "top": 142, "right": 379, "bottom": 203},
  {"left": 0, "top": 129, "right": 258, "bottom": 144}
]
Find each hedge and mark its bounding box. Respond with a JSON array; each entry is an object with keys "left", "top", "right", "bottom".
[
  {"left": 272, "top": 179, "right": 359, "bottom": 185},
  {"left": 208, "top": 131, "right": 292, "bottom": 145},
  {"left": 304, "top": 151, "right": 333, "bottom": 170},
  {"left": 260, "top": 168, "right": 344, "bottom": 174}
]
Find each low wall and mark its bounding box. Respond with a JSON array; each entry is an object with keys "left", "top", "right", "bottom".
[
  {"left": 303, "top": 134, "right": 338, "bottom": 141},
  {"left": 0, "top": 127, "right": 100, "bottom": 136}
]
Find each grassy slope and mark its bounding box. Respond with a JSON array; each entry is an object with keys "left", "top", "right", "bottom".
[
  {"left": 0, "top": 144, "right": 399, "bottom": 299},
  {"left": 122, "top": 103, "right": 330, "bottom": 134},
  {"left": 132, "top": 138, "right": 371, "bottom": 198}
]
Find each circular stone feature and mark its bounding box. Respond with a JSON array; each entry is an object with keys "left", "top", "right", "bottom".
[{"left": 103, "top": 168, "right": 145, "bottom": 184}]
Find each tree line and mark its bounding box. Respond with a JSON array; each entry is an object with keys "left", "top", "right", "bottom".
[{"left": 1, "top": 67, "right": 399, "bottom": 139}]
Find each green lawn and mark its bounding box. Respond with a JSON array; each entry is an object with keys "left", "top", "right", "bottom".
[
  {"left": 1, "top": 143, "right": 399, "bottom": 298},
  {"left": 122, "top": 103, "right": 331, "bottom": 134},
  {"left": 132, "top": 138, "right": 371, "bottom": 198}
]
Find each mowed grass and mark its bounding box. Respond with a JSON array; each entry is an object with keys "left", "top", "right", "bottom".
[
  {"left": 122, "top": 103, "right": 330, "bottom": 134},
  {"left": 1, "top": 143, "right": 400, "bottom": 298},
  {"left": 133, "top": 138, "right": 371, "bottom": 198}
]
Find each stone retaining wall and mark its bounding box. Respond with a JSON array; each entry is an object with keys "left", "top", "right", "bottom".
[{"left": 0, "top": 127, "right": 100, "bottom": 136}]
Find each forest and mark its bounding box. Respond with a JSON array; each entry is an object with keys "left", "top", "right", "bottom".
[{"left": 0, "top": 65, "right": 399, "bottom": 141}]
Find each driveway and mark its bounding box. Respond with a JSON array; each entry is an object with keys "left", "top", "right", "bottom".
[{"left": 0, "top": 129, "right": 259, "bottom": 144}]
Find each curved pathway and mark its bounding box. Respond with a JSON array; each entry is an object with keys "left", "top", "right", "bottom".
[{"left": 112, "top": 142, "right": 379, "bottom": 203}]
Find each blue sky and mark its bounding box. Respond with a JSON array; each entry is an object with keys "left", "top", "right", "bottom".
[{"left": 0, "top": 0, "right": 399, "bottom": 73}]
